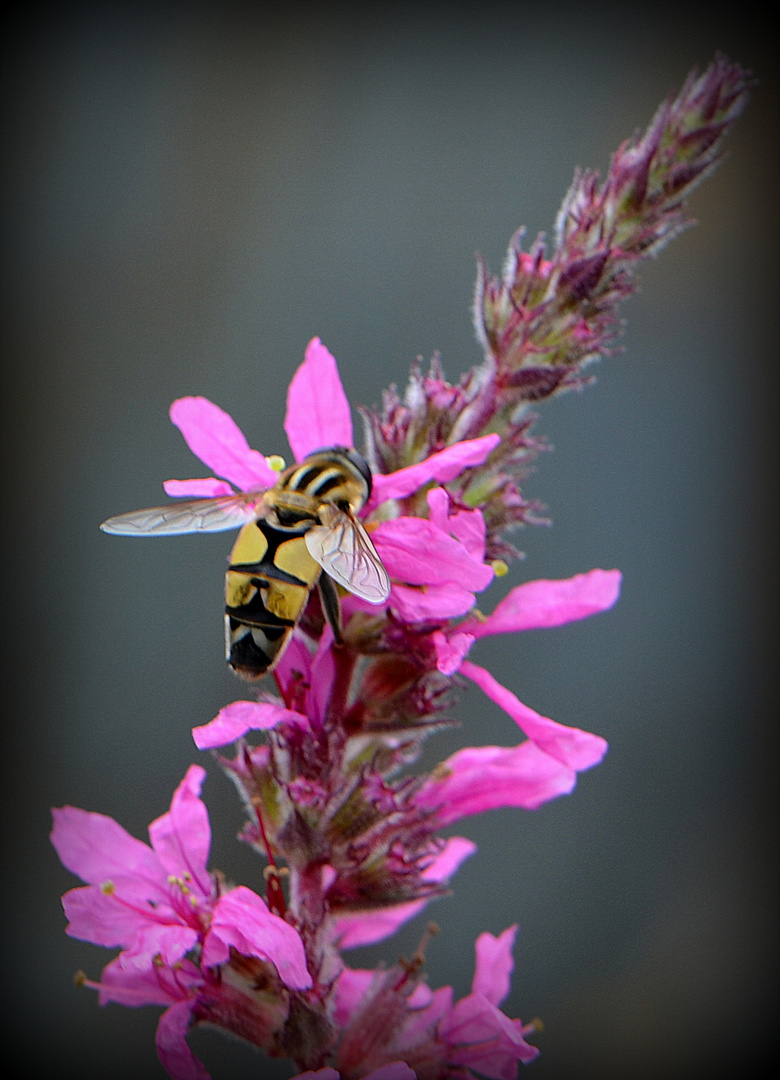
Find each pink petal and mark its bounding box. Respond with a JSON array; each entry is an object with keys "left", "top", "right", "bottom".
[
  {"left": 461, "top": 661, "right": 608, "bottom": 771},
  {"left": 51, "top": 806, "right": 163, "bottom": 887},
  {"left": 192, "top": 701, "right": 308, "bottom": 750},
  {"left": 367, "top": 434, "right": 501, "bottom": 508},
  {"left": 169, "top": 397, "right": 276, "bottom": 492},
  {"left": 120, "top": 922, "right": 201, "bottom": 971},
  {"left": 472, "top": 926, "right": 518, "bottom": 1007},
  {"left": 272, "top": 633, "right": 313, "bottom": 697},
  {"left": 468, "top": 569, "right": 622, "bottom": 638},
  {"left": 156, "top": 999, "right": 212, "bottom": 1080},
  {"left": 148, "top": 766, "right": 211, "bottom": 898},
  {"left": 202, "top": 886, "right": 312, "bottom": 990},
  {"left": 332, "top": 968, "right": 376, "bottom": 1027},
  {"left": 96, "top": 955, "right": 202, "bottom": 1007},
  {"left": 442, "top": 994, "right": 539, "bottom": 1070},
  {"left": 373, "top": 518, "right": 493, "bottom": 590},
  {"left": 427, "top": 488, "right": 487, "bottom": 560},
  {"left": 397, "top": 984, "right": 454, "bottom": 1048},
  {"left": 416, "top": 741, "right": 578, "bottom": 824},
  {"left": 163, "top": 478, "right": 236, "bottom": 498},
  {"left": 433, "top": 629, "right": 475, "bottom": 675},
  {"left": 309, "top": 629, "right": 337, "bottom": 728},
  {"left": 284, "top": 338, "right": 353, "bottom": 460},
  {"left": 61, "top": 882, "right": 167, "bottom": 950},
  {"left": 388, "top": 582, "right": 480, "bottom": 622},
  {"left": 334, "top": 837, "right": 476, "bottom": 948}
]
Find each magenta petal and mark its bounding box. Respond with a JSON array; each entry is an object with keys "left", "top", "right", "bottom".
[
  {"left": 368, "top": 434, "right": 501, "bottom": 507},
  {"left": 442, "top": 994, "right": 539, "bottom": 1070},
  {"left": 51, "top": 806, "right": 163, "bottom": 887},
  {"left": 472, "top": 926, "right": 518, "bottom": 1007},
  {"left": 388, "top": 583, "right": 479, "bottom": 622},
  {"left": 433, "top": 630, "right": 475, "bottom": 675},
  {"left": 416, "top": 741, "right": 578, "bottom": 824},
  {"left": 373, "top": 518, "right": 493, "bottom": 590},
  {"left": 61, "top": 882, "right": 163, "bottom": 949},
  {"left": 284, "top": 338, "right": 353, "bottom": 461},
  {"left": 97, "top": 955, "right": 202, "bottom": 1007},
  {"left": 202, "top": 886, "right": 312, "bottom": 990},
  {"left": 163, "top": 478, "right": 236, "bottom": 498},
  {"left": 334, "top": 837, "right": 476, "bottom": 948},
  {"left": 192, "top": 701, "right": 308, "bottom": 750},
  {"left": 156, "top": 999, "right": 211, "bottom": 1080},
  {"left": 469, "top": 569, "right": 622, "bottom": 638},
  {"left": 461, "top": 661, "right": 608, "bottom": 771},
  {"left": 332, "top": 968, "right": 375, "bottom": 1027},
  {"left": 121, "top": 922, "right": 201, "bottom": 971},
  {"left": 169, "top": 397, "right": 276, "bottom": 492},
  {"left": 148, "top": 766, "right": 211, "bottom": 897}
]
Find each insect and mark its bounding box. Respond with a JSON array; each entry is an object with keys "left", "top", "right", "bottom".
[{"left": 100, "top": 446, "right": 391, "bottom": 679}]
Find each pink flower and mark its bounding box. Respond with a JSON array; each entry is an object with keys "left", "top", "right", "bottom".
[
  {"left": 332, "top": 927, "right": 537, "bottom": 1078},
  {"left": 438, "top": 926, "right": 539, "bottom": 1078},
  {"left": 51, "top": 765, "right": 311, "bottom": 989},
  {"left": 163, "top": 337, "right": 498, "bottom": 516}
]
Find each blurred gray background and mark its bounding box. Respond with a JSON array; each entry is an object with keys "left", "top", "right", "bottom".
[{"left": 2, "top": 3, "right": 777, "bottom": 1078}]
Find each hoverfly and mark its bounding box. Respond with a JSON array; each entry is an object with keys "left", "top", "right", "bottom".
[{"left": 100, "top": 446, "right": 391, "bottom": 679}]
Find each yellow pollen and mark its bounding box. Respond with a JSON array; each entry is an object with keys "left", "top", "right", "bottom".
[
  {"left": 152, "top": 953, "right": 164, "bottom": 968},
  {"left": 266, "top": 454, "right": 286, "bottom": 473},
  {"left": 74, "top": 970, "right": 87, "bottom": 987},
  {"left": 100, "top": 880, "right": 115, "bottom": 895},
  {"left": 189, "top": 895, "right": 199, "bottom": 908},
  {"left": 491, "top": 559, "right": 509, "bottom": 577}
]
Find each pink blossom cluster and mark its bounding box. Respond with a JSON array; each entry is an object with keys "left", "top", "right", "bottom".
[{"left": 51, "top": 54, "right": 750, "bottom": 1080}]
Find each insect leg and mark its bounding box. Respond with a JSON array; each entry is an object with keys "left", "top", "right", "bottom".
[{"left": 317, "top": 572, "right": 343, "bottom": 644}]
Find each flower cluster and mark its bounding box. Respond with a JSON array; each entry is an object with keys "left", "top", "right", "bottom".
[{"left": 52, "top": 54, "right": 750, "bottom": 1080}]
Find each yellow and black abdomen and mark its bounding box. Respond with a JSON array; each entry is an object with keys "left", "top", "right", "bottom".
[{"left": 225, "top": 515, "right": 321, "bottom": 679}]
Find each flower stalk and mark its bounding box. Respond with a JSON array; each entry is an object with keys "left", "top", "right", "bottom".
[{"left": 52, "top": 54, "right": 750, "bottom": 1080}]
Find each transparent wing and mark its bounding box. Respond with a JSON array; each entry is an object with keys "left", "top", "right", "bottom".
[
  {"left": 305, "top": 510, "right": 391, "bottom": 604},
  {"left": 100, "top": 491, "right": 266, "bottom": 536}
]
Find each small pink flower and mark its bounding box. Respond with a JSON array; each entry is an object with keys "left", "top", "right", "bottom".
[
  {"left": 52, "top": 765, "right": 216, "bottom": 970},
  {"left": 51, "top": 766, "right": 311, "bottom": 990},
  {"left": 438, "top": 926, "right": 539, "bottom": 1077},
  {"left": 332, "top": 927, "right": 537, "bottom": 1078},
  {"left": 163, "top": 338, "right": 498, "bottom": 521}
]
